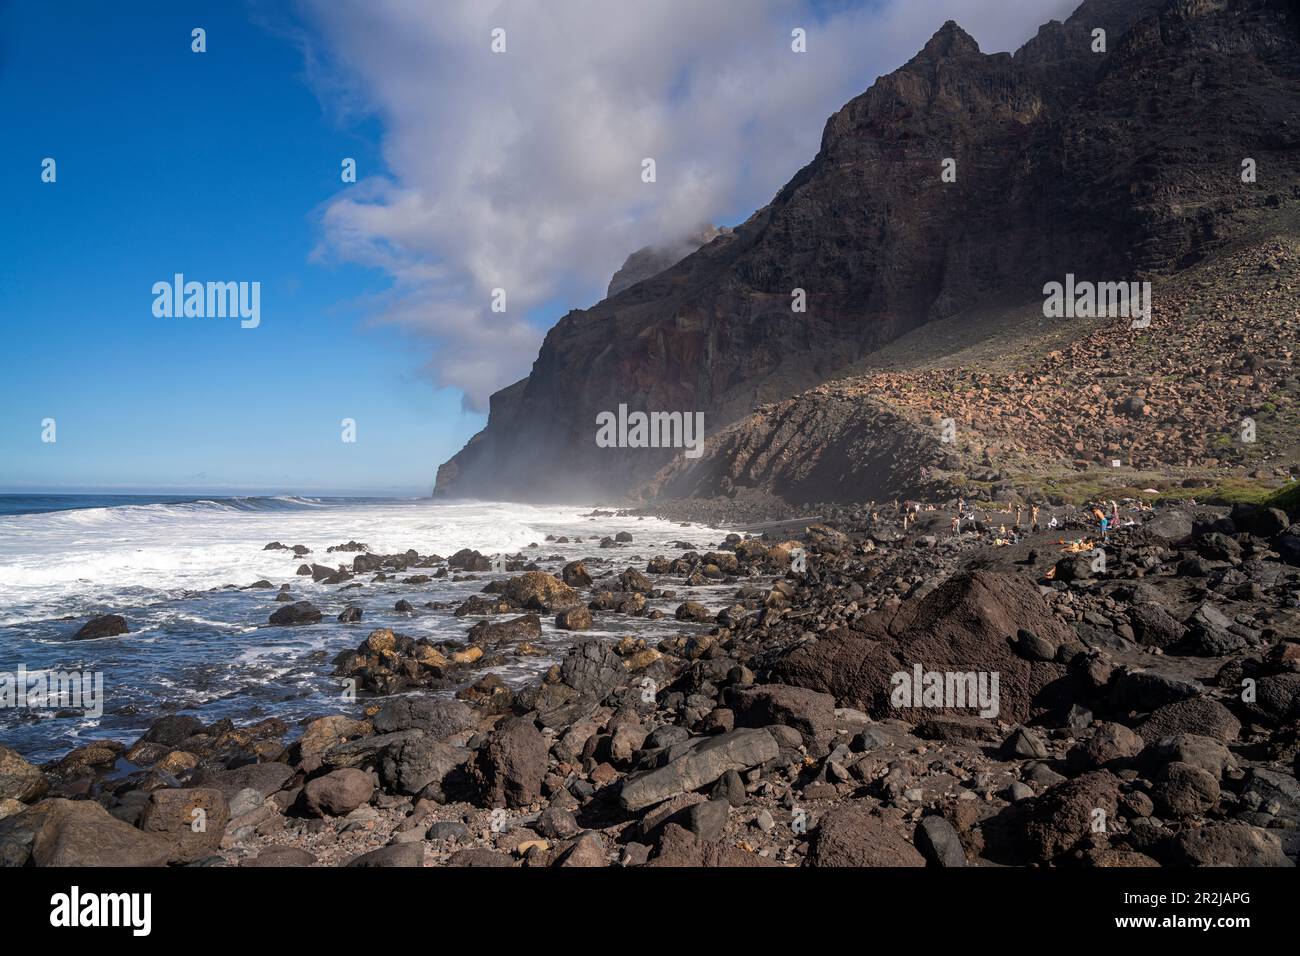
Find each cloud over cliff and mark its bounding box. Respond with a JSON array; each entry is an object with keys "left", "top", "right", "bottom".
[{"left": 297, "top": 0, "right": 1076, "bottom": 410}]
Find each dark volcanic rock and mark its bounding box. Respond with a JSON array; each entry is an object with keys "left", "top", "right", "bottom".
[
  {"left": 1109, "top": 670, "right": 1202, "bottom": 713},
  {"left": 347, "top": 843, "right": 425, "bottom": 867},
  {"left": 269, "top": 601, "right": 322, "bottom": 626},
  {"left": 1127, "top": 603, "right": 1187, "bottom": 649},
  {"left": 769, "top": 571, "right": 1070, "bottom": 724},
  {"left": 379, "top": 738, "right": 468, "bottom": 799},
  {"left": 559, "top": 640, "right": 627, "bottom": 701},
  {"left": 1021, "top": 770, "right": 1121, "bottom": 862},
  {"left": 72, "top": 614, "right": 129, "bottom": 640},
  {"left": 1136, "top": 698, "right": 1241, "bottom": 744},
  {"left": 727, "top": 684, "right": 836, "bottom": 747},
  {"left": 473, "top": 717, "right": 547, "bottom": 809},
  {"left": 810, "top": 805, "right": 926, "bottom": 867},
  {"left": 619, "top": 728, "right": 779, "bottom": 812},
  {"left": 1166, "top": 822, "right": 1291, "bottom": 867},
  {"left": 191, "top": 762, "right": 294, "bottom": 800},
  {"left": 371, "top": 698, "right": 476, "bottom": 738},
  {"left": 914, "top": 815, "right": 967, "bottom": 867}
]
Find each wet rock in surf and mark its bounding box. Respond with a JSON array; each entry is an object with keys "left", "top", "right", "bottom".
[
  {"left": 497, "top": 571, "right": 582, "bottom": 612},
  {"left": 562, "top": 560, "right": 593, "bottom": 588},
  {"left": 268, "top": 601, "right": 322, "bottom": 626},
  {"left": 448, "top": 548, "right": 492, "bottom": 571},
  {"left": 71, "top": 614, "right": 129, "bottom": 640}
]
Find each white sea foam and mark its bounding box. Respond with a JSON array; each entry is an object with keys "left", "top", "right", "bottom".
[{"left": 0, "top": 497, "right": 692, "bottom": 625}]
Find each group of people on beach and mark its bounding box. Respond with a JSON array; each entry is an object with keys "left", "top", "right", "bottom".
[{"left": 876, "top": 493, "right": 1153, "bottom": 548}]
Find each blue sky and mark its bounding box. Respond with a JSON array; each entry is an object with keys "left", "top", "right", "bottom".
[
  {"left": 0, "top": 1, "right": 466, "bottom": 495},
  {"left": 0, "top": 0, "right": 1072, "bottom": 496}
]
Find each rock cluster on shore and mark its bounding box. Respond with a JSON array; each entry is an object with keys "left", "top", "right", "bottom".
[{"left": 3, "top": 494, "right": 1297, "bottom": 868}]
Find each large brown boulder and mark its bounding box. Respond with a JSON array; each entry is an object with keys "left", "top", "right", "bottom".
[
  {"left": 13, "top": 799, "right": 172, "bottom": 867},
  {"left": 1020, "top": 770, "right": 1122, "bottom": 862},
  {"left": 303, "top": 768, "right": 373, "bottom": 816},
  {"left": 646, "top": 822, "right": 780, "bottom": 867},
  {"left": 138, "top": 787, "right": 229, "bottom": 863},
  {"left": 727, "top": 684, "right": 837, "bottom": 747},
  {"left": 1136, "top": 697, "right": 1241, "bottom": 744},
  {"left": 0, "top": 745, "right": 47, "bottom": 803},
  {"left": 810, "top": 805, "right": 926, "bottom": 867},
  {"left": 473, "top": 717, "right": 548, "bottom": 808},
  {"left": 1167, "top": 822, "right": 1292, "bottom": 867},
  {"left": 769, "top": 571, "right": 1070, "bottom": 724}
]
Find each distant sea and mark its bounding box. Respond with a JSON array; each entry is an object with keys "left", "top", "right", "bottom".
[{"left": 0, "top": 493, "right": 379, "bottom": 517}]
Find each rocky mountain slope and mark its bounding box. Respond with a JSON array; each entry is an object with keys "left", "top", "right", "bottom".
[
  {"left": 437, "top": 0, "right": 1300, "bottom": 504},
  {"left": 646, "top": 226, "right": 1300, "bottom": 505}
]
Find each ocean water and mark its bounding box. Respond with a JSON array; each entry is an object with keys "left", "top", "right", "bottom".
[{"left": 0, "top": 495, "right": 735, "bottom": 761}]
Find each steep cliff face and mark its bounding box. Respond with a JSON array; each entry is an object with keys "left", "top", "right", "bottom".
[{"left": 436, "top": 0, "right": 1300, "bottom": 503}]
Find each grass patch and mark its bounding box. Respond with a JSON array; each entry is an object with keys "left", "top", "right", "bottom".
[
  {"left": 1010, "top": 470, "right": 1290, "bottom": 508},
  {"left": 1264, "top": 481, "right": 1300, "bottom": 518},
  {"left": 1156, "top": 478, "right": 1275, "bottom": 507}
]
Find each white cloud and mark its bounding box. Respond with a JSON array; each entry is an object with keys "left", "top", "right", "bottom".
[{"left": 297, "top": 0, "right": 1078, "bottom": 410}]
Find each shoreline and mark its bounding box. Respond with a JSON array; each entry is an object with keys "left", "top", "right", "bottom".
[{"left": 2, "top": 495, "right": 1297, "bottom": 868}]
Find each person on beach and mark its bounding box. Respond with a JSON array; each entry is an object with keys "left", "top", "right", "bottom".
[{"left": 1091, "top": 505, "right": 1108, "bottom": 540}]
